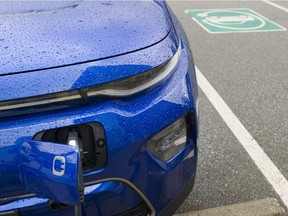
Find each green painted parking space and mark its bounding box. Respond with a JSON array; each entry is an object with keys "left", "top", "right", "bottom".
[{"left": 186, "top": 8, "right": 286, "bottom": 33}]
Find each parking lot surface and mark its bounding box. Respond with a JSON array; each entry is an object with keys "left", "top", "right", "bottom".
[{"left": 167, "top": 0, "right": 288, "bottom": 213}]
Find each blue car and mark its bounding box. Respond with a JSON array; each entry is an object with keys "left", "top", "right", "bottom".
[{"left": 0, "top": 1, "right": 198, "bottom": 216}]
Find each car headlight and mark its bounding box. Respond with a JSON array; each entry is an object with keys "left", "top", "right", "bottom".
[
  {"left": 0, "top": 44, "right": 181, "bottom": 112},
  {"left": 86, "top": 44, "right": 181, "bottom": 97},
  {"left": 147, "top": 116, "right": 187, "bottom": 162}
]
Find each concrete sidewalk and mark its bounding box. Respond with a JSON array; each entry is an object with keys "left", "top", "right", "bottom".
[{"left": 175, "top": 198, "right": 287, "bottom": 216}]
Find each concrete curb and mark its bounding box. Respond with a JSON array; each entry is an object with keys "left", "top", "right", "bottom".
[{"left": 175, "top": 198, "right": 287, "bottom": 216}]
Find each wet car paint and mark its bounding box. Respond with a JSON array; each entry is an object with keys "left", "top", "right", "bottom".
[
  {"left": 0, "top": 1, "right": 198, "bottom": 215},
  {"left": 0, "top": 30, "right": 178, "bottom": 102},
  {"left": 0, "top": 1, "right": 171, "bottom": 74}
]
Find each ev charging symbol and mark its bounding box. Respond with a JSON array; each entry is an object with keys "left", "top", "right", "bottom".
[{"left": 52, "top": 156, "right": 66, "bottom": 176}]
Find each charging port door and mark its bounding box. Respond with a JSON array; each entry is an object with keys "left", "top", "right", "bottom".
[{"left": 18, "top": 140, "right": 84, "bottom": 206}]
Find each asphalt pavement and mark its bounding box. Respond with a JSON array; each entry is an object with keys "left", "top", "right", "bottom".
[
  {"left": 176, "top": 198, "right": 286, "bottom": 216},
  {"left": 167, "top": 0, "right": 288, "bottom": 214}
]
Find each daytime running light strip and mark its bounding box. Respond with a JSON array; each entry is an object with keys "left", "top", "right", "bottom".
[{"left": 0, "top": 43, "right": 181, "bottom": 111}]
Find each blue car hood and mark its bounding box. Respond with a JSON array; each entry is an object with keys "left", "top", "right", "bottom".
[{"left": 0, "top": 1, "right": 171, "bottom": 75}]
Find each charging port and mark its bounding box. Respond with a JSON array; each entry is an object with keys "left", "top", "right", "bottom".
[{"left": 34, "top": 122, "right": 107, "bottom": 172}]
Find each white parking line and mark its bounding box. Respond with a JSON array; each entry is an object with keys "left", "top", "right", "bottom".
[
  {"left": 195, "top": 66, "right": 288, "bottom": 209},
  {"left": 263, "top": 0, "right": 288, "bottom": 13}
]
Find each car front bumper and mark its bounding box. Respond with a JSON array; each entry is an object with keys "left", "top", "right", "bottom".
[{"left": 0, "top": 41, "right": 198, "bottom": 216}]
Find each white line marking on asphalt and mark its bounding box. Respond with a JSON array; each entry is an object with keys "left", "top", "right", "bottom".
[
  {"left": 263, "top": 0, "right": 288, "bottom": 13},
  {"left": 195, "top": 66, "right": 288, "bottom": 209}
]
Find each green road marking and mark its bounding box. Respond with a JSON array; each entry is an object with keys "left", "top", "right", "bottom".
[{"left": 185, "top": 8, "right": 286, "bottom": 33}]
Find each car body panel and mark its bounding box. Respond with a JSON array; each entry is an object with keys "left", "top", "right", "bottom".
[
  {"left": 0, "top": 29, "right": 178, "bottom": 102},
  {"left": 0, "top": 2, "right": 198, "bottom": 215},
  {"left": 0, "top": 43, "right": 197, "bottom": 211},
  {"left": 1, "top": 180, "right": 143, "bottom": 215},
  {"left": 0, "top": 1, "right": 171, "bottom": 75}
]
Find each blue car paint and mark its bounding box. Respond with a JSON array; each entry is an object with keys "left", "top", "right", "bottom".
[
  {"left": 1, "top": 181, "right": 143, "bottom": 215},
  {"left": 0, "top": 1, "right": 171, "bottom": 74},
  {"left": 0, "top": 29, "right": 178, "bottom": 102},
  {"left": 0, "top": 1, "right": 198, "bottom": 215},
  {"left": 18, "top": 141, "right": 81, "bottom": 206}
]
